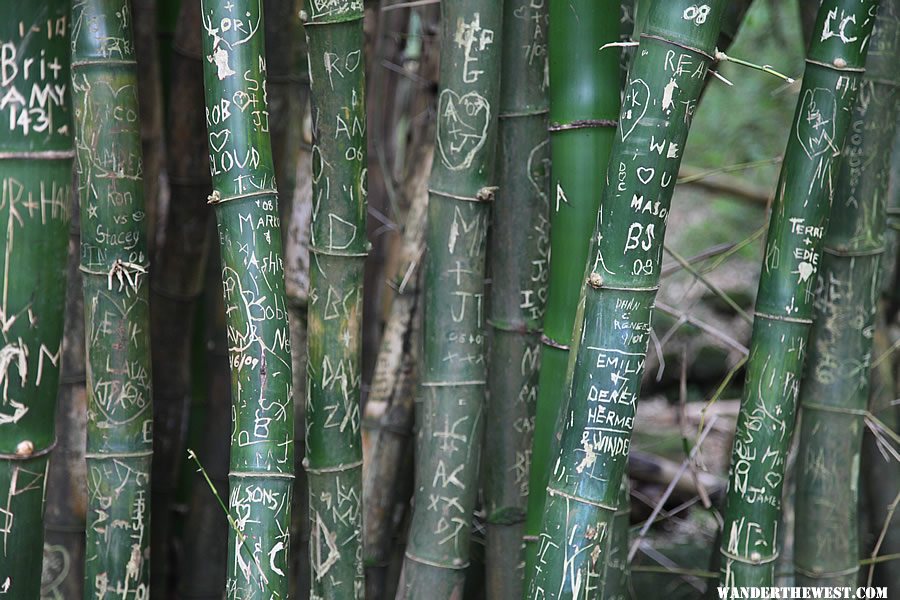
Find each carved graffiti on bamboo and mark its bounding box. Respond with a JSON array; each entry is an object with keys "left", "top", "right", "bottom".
[
  {"left": 437, "top": 90, "right": 490, "bottom": 171},
  {"left": 0, "top": 17, "right": 69, "bottom": 137}
]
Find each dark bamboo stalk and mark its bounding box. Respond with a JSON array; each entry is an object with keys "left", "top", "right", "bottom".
[
  {"left": 0, "top": 5, "right": 73, "bottom": 596},
  {"left": 528, "top": 3, "right": 730, "bottom": 596},
  {"left": 178, "top": 239, "right": 231, "bottom": 600},
  {"left": 132, "top": 0, "right": 166, "bottom": 257},
  {"left": 719, "top": 0, "right": 879, "bottom": 589},
  {"left": 483, "top": 0, "right": 550, "bottom": 597},
  {"left": 71, "top": 0, "right": 155, "bottom": 594},
  {"left": 148, "top": 0, "right": 213, "bottom": 595},
  {"left": 198, "top": 0, "right": 295, "bottom": 596},
  {"left": 396, "top": 0, "right": 503, "bottom": 595}
]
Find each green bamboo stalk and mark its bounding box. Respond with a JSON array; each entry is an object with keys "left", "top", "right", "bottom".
[
  {"left": 71, "top": 0, "right": 154, "bottom": 596},
  {"left": 0, "top": 2, "right": 73, "bottom": 596},
  {"left": 302, "top": 0, "right": 368, "bottom": 597},
  {"left": 198, "top": 0, "right": 294, "bottom": 597},
  {"left": 522, "top": 1, "right": 622, "bottom": 589},
  {"left": 793, "top": 1, "right": 899, "bottom": 588},
  {"left": 528, "top": 3, "right": 730, "bottom": 597},
  {"left": 483, "top": 0, "right": 550, "bottom": 597},
  {"left": 396, "top": 1, "right": 503, "bottom": 596},
  {"left": 719, "top": 0, "right": 879, "bottom": 589}
]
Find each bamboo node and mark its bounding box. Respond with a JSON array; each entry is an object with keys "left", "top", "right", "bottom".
[
  {"left": 15, "top": 440, "right": 33, "bottom": 458},
  {"left": 207, "top": 190, "right": 222, "bottom": 204},
  {"left": 476, "top": 186, "right": 498, "bottom": 202},
  {"left": 833, "top": 57, "right": 848, "bottom": 68},
  {"left": 588, "top": 273, "right": 603, "bottom": 289}
]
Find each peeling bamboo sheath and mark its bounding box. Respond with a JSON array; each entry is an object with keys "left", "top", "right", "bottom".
[
  {"left": 522, "top": 2, "right": 622, "bottom": 591},
  {"left": 0, "top": 3, "right": 73, "bottom": 595},
  {"left": 720, "top": 0, "right": 881, "bottom": 589},
  {"left": 528, "top": 3, "right": 730, "bottom": 597},
  {"left": 303, "top": 1, "right": 368, "bottom": 597},
  {"left": 397, "top": 0, "right": 503, "bottom": 596},
  {"left": 198, "top": 0, "right": 295, "bottom": 597},
  {"left": 70, "top": 0, "right": 154, "bottom": 596},
  {"left": 483, "top": 0, "right": 550, "bottom": 597},
  {"left": 794, "top": 0, "right": 900, "bottom": 587}
]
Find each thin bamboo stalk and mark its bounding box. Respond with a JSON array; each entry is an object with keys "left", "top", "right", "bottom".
[
  {"left": 483, "top": 0, "right": 550, "bottom": 597},
  {"left": 71, "top": 0, "right": 154, "bottom": 595},
  {"left": 522, "top": 1, "right": 622, "bottom": 590},
  {"left": 148, "top": 0, "right": 213, "bottom": 594},
  {"left": 362, "top": 140, "right": 433, "bottom": 599},
  {"left": 302, "top": 0, "right": 368, "bottom": 596},
  {"left": 198, "top": 0, "right": 294, "bottom": 596},
  {"left": 396, "top": 0, "right": 503, "bottom": 595},
  {"left": 719, "top": 0, "right": 880, "bottom": 589},
  {"left": 0, "top": 4, "right": 73, "bottom": 596},
  {"left": 527, "top": 3, "right": 730, "bottom": 596},
  {"left": 794, "top": 1, "right": 899, "bottom": 587}
]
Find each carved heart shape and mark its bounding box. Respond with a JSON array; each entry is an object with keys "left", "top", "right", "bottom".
[
  {"left": 620, "top": 78, "right": 650, "bottom": 141},
  {"left": 436, "top": 89, "right": 491, "bottom": 171},
  {"left": 636, "top": 167, "right": 655, "bottom": 185},
  {"left": 209, "top": 129, "right": 230, "bottom": 153},
  {"left": 796, "top": 87, "right": 837, "bottom": 160},
  {"left": 233, "top": 90, "right": 252, "bottom": 112},
  {"left": 797, "top": 261, "right": 814, "bottom": 282}
]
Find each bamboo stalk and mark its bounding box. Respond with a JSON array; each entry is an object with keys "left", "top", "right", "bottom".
[
  {"left": 132, "top": 0, "right": 166, "bottom": 258},
  {"left": 483, "top": 0, "right": 550, "bottom": 597},
  {"left": 71, "top": 0, "right": 154, "bottom": 595},
  {"left": 396, "top": 0, "right": 503, "bottom": 596},
  {"left": 794, "top": 1, "right": 899, "bottom": 587},
  {"left": 719, "top": 0, "right": 880, "bottom": 589},
  {"left": 283, "top": 11, "right": 312, "bottom": 598},
  {"left": 0, "top": 4, "right": 73, "bottom": 596},
  {"left": 302, "top": 0, "right": 368, "bottom": 596},
  {"left": 198, "top": 0, "right": 294, "bottom": 596},
  {"left": 522, "top": 1, "right": 622, "bottom": 590},
  {"left": 148, "top": 0, "right": 213, "bottom": 594},
  {"left": 527, "top": 4, "right": 730, "bottom": 597},
  {"left": 178, "top": 238, "right": 231, "bottom": 600}
]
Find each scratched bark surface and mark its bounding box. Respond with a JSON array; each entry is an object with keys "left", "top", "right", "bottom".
[
  {"left": 522, "top": 2, "right": 622, "bottom": 590},
  {"left": 397, "top": 1, "right": 503, "bottom": 597},
  {"left": 794, "top": 0, "right": 899, "bottom": 587},
  {"left": 719, "top": 0, "right": 879, "bottom": 590},
  {"left": 0, "top": 2, "right": 72, "bottom": 597},
  {"left": 71, "top": 0, "right": 154, "bottom": 596},
  {"left": 528, "top": 4, "right": 729, "bottom": 598},
  {"left": 199, "top": 0, "right": 294, "bottom": 597},
  {"left": 303, "top": 0, "right": 368, "bottom": 597},
  {"left": 482, "top": 0, "right": 549, "bottom": 597}
]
